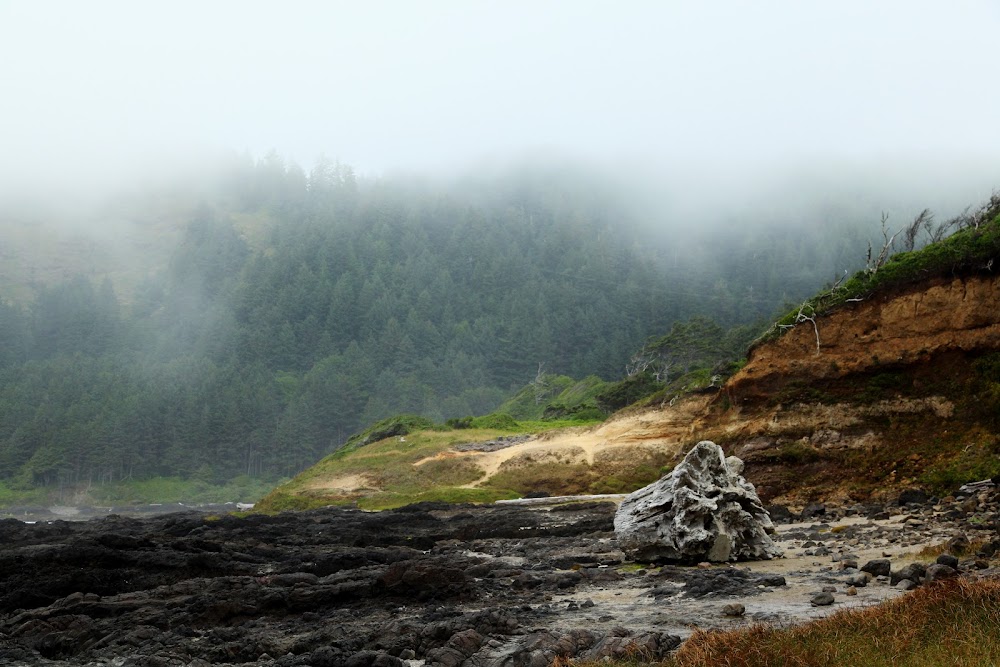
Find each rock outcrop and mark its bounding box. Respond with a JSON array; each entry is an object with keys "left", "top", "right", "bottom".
[{"left": 614, "top": 441, "right": 782, "bottom": 563}]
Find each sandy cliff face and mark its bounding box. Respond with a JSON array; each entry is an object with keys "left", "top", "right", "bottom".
[
  {"left": 704, "top": 273, "right": 1000, "bottom": 505},
  {"left": 726, "top": 274, "right": 1000, "bottom": 404}
]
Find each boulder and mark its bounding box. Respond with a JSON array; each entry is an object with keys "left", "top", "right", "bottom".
[
  {"left": 898, "top": 488, "right": 929, "bottom": 506},
  {"left": 860, "top": 558, "right": 891, "bottom": 578},
  {"left": 810, "top": 591, "right": 835, "bottom": 606},
  {"left": 613, "top": 441, "right": 783, "bottom": 563}
]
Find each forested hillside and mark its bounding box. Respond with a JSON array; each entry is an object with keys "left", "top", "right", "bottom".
[{"left": 0, "top": 156, "right": 879, "bottom": 493}]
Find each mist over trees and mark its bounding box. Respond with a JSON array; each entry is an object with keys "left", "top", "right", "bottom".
[{"left": 0, "top": 155, "right": 933, "bottom": 489}]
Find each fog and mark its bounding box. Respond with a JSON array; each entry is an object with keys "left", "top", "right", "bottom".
[{"left": 2, "top": 1, "right": 1000, "bottom": 213}]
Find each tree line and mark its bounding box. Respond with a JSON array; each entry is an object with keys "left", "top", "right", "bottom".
[{"left": 0, "top": 155, "right": 875, "bottom": 490}]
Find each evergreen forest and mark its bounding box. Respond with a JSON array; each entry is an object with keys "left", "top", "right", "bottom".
[{"left": 0, "top": 156, "right": 886, "bottom": 494}]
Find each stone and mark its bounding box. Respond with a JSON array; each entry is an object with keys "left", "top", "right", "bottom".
[
  {"left": 765, "top": 504, "right": 796, "bottom": 523},
  {"left": 801, "top": 503, "right": 827, "bottom": 519},
  {"left": 896, "top": 579, "right": 918, "bottom": 591},
  {"left": 861, "top": 558, "right": 891, "bottom": 578},
  {"left": 810, "top": 592, "right": 834, "bottom": 606},
  {"left": 613, "top": 442, "right": 783, "bottom": 563},
  {"left": 936, "top": 553, "right": 959, "bottom": 569},
  {"left": 946, "top": 535, "right": 971, "bottom": 555},
  {"left": 891, "top": 563, "right": 926, "bottom": 586},
  {"left": 924, "top": 563, "right": 958, "bottom": 582},
  {"left": 721, "top": 603, "right": 745, "bottom": 617},
  {"left": 898, "top": 489, "right": 929, "bottom": 506},
  {"left": 846, "top": 572, "right": 871, "bottom": 587},
  {"left": 846, "top": 586, "right": 858, "bottom": 596},
  {"left": 959, "top": 497, "right": 979, "bottom": 513}
]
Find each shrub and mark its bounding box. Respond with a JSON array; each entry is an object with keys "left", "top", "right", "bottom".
[
  {"left": 446, "top": 416, "right": 474, "bottom": 429},
  {"left": 541, "top": 403, "right": 605, "bottom": 421},
  {"left": 344, "top": 414, "right": 436, "bottom": 448},
  {"left": 469, "top": 412, "right": 519, "bottom": 430},
  {"left": 595, "top": 373, "right": 663, "bottom": 412}
]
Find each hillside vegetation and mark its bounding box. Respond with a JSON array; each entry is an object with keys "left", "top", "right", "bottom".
[
  {"left": 264, "top": 194, "right": 1000, "bottom": 510},
  {"left": 0, "top": 156, "right": 890, "bottom": 504}
]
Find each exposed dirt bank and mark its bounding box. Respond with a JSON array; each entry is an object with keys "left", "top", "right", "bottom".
[{"left": 727, "top": 274, "right": 1000, "bottom": 403}]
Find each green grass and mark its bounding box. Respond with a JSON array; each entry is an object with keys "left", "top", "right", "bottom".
[
  {"left": 918, "top": 432, "right": 1000, "bottom": 494},
  {"left": 0, "top": 475, "right": 277, "bottom": 510},
  {"left": 89, "top": 475, "right": 278, "bottom": 505},
  {"left": 255, "top": 415, "right": 613, "bottom": 512},
  {"left": 343, "top": 413, "right": 437, "bottom": 448},
  {"left": 497, "top": 374, "right": 609, "bottom": 421},
  {"left": 255, "top": 426, "right": 534, "bottom": 512},
  {"left": 357, "top": 487, "right": 518, "bottom": 511},
  {"left": 0, "top": 480, "right": 47, "bottom": 506},
  {"left": 751, "top": 441, "right": 823, "bottom": 465},
  {"left": 760, "top": 207, "right": 1000, "bottom": 347}
]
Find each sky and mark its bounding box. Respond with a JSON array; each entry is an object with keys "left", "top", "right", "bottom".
[{"left": 2, "top": 1, "right": 1000, "bottom": 195}]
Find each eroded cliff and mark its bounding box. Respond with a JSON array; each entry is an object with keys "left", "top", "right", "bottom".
[
  {"left": 727, "top": 274, "right": 1000, "bottom": 404},
  {"left": 710, "top": 273, "right": 1000, "bottom": 505}
]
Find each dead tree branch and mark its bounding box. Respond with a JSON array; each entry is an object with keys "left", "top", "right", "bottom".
[
  {"left": 779, "top": 302, "right": 821, "bottom": 354},
  {"left": 865, "top": 212, "right": 902, "bottom": 276}
]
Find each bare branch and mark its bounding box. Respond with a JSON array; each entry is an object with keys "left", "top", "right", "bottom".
[
  {"left": 903, "top": 208, "right": 932, "bottom": 252},
  {"left": 865, "top": 212, "right": 903, "bottom": 277},
  {"left": 793, "top": 302, "right": 821, "bottom": 354}
]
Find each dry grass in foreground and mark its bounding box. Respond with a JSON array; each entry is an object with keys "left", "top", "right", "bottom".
[
  {"left": 569, "top": 578, "right": 1000, "bottom": 667},
  {"left": 671, "top": 578, "right": 1000, "bottom": 667}
]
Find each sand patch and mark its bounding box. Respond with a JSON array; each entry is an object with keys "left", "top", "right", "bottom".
[
  {"left": 304, "top": 473, "right": 378, "bottom": 493},
  {"left": 451, "top": 399, "right": 712, "bottom": 488}
]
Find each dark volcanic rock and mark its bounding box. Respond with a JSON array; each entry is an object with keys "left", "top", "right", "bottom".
[
  {"left": 0, "top": 502, "right": 645, "bottom": 666},
  {"left": 861, "top": 558, "right": 892, "bottom": 578},
  {"left": 898, "top": 489, "right": 929, "bottom": 506},
  {"left": 650, "top": 565, "right": 786, "bottom": 598},
  {"left": 891, "top": 563, "right": 927, "bottom": 586}
]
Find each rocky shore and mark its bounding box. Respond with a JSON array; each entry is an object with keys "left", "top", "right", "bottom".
[{"left": 1, "top": 486, "right": 999, "bottom": 667}]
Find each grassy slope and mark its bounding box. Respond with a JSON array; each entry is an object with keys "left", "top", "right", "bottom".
[
  {"left": 256, "top": 375, "right": 619, "bottom": 512},
  {"left": 762, "top": 202, "right": 1000, "bottom": 346},
  {"left": 0, "top": 475, "right": 276, "bottom": 510},
  {"left": 496, "top": 375, "right": 608, "bottom": 420},
  {"left": 256, "top": 419, "right": 602, "bottom": 512}
]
